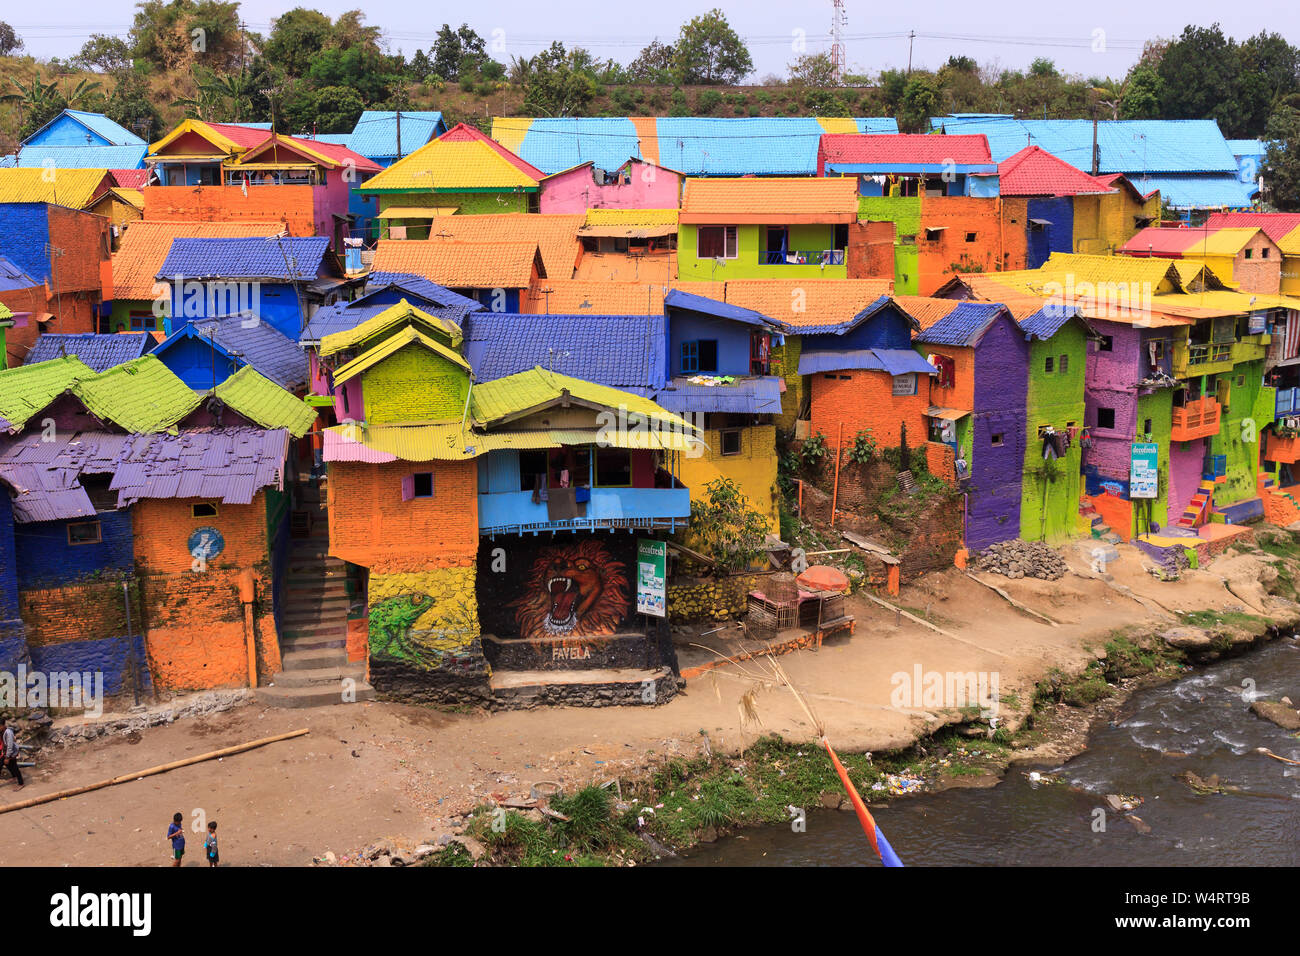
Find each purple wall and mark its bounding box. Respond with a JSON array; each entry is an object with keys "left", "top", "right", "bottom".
[
  {"left": 968, "top": 315, "right": 1029, "bottom": 550},
  {"left": 1084, "top": 322, "right": 1178, "bottom": 483},
  {"left": 1169, "top": 438, "right": 1206, "bottom": 520}
]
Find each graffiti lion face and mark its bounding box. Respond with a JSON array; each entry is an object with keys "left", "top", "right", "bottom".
[{"left": 510, "top": 539, "right": 629, "bottom": 642}]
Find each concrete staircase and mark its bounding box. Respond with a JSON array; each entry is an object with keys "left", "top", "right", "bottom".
[
  {"left": 1080, "top": 497, "right": 1121, "bottom": 544},
  {"left": 1260, "top": 474, "right": 1300, "bottom": 525},
  {"left": 256, "top": 482, "right": 373, "bottom": 709},
  {"left": 1177, "top": 475, "right": 1219, "bottom": 529}
]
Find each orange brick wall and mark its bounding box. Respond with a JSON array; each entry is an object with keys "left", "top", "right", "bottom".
[
  {"left": 327, "top": 460, "right": 479, "bottom": 573},
  {"left": 142, "top": 185, "right": 306, "bottom": 235},
  {"left": 998, "top": 198, "right": 1031, "bottom": 272},
  {"left": 916, "top": 197, "right": 1003, "bottom": 295},
  {"left": 48, "top": 206, "right": 110, "bottom": 294},
  {"left": 925, "top": 441, "right": 956, "bottom": 482},
  {"left": 923, "top": 346, "right": 975, "bottom": 412},
  {"left": 2, "top": 285, "right": 97, "bottom": 366},
  {"left": 847, "top": 220, "right": 896, "bottom": 280},
  {"left": 809, "top": 368, "right": 931, "bottom": 448},
  {"left": 133, "top": 494, "right": 271, "bottom": 573}
]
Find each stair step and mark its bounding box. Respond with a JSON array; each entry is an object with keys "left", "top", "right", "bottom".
[
  {"left": 271, "top": 663, "right": 365, "bottom": 686},
  {"left": 254, "top": 682, "right": 374, "bottom": 709},
  {"left": 282, "top": 647, "right": 348, "bottom": 669},
  {"left": 489, "top": 666, "right": 674, "bottom": 706},
  {"left": 1100, "top": 532, "right": 1121, "bottom": 544},
  {"left": 281, "top": 636, "right": 347, "bottom": 651}
]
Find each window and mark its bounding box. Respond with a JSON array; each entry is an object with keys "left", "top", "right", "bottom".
[
  {"left": 67, "top": 520, "right": 101, "bottom": 545},
  {"left": 681, "top": 339, "right": 718, "bottom": 373},
  {"left": 1059, "top": 354, "right": 1069, "bottom": 373},
  {"left": 1097, "top": 407, "right": 1116, "bottom": 429},
  {"left": 1262, "top": 247, "right": 1270, "bottom": 259},
  {"left": 1143, "top": 418, "right": 1153, "bottom": 435},
  {"left": 519, "top": 450, "right": 548, "bottom": 490},
  {"left": 412, "top": 472, "right": 434, "bottom": 498},
  {"left": 697, "top": 225, "right": 737, "bottom": 259},
  {"left": 965, "top": 232, "right": 977, "bottom": 243},
  {"left": 1245, "top": 248, "right": 1253, "bottom": 259},
  {"left": 595, "top": 448, "right": 632, "bottom": 486},
  {"left": 128, "top": 312, "right": 158, "bottom": 332},
  {"left": 1045, "top": 356, "right": 1054, "bottom": 373},
  {"left": 892, "top": 373, "right": 917, "bottom": 396},
  {"left": 1099, "top": 335, "right": 1113, "bottom": 351},
  {"left": 1236, "top": 374, "right": 1245, "bottom": 387},
  {"left": 720, "top": 430, "right": 742, "bottom": 456},
  {"left": 191, "top": 502, "right": 218, "bottom": 518},
  {"left": 925, "top": 228, "right": 944, "bottom": 242},
  {"left": 990, "top": 433, "right": 1004, "bottom": 447}
]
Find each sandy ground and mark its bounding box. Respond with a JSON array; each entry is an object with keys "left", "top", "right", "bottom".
[{"left": 0, "top": 538, "right": 1290, "bottom": 867}]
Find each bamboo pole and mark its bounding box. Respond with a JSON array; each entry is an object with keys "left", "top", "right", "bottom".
[
  {"left": 861, "top": 591, "right": 1008, "bottom": 658},
  {"left": 830, "top": 423, "right": 843, "bottom": 528},
  {"left": 0, "top": 728, "right": 309, "bottom": 816},
  {"left": 965, "top": 572, "right": 1059, "bottom": 626}
]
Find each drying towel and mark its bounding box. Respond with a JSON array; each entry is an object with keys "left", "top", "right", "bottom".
[{"left": 547, "top": 487, "right": 584, "bottom": 520}]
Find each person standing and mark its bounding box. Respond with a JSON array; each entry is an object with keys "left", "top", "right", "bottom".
[
  {"left": 166, "top": 812, "right": 185, "bottom": 867},
  {"left": 0, "top": 717, "right": 22, "bottom": 789},
  {"left": 204, "top": 821, "right": 219, "bottom": 867}
]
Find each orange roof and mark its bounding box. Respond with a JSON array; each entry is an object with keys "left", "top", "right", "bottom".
[
  {"left": 680, "top": 177, "right": 859, "bottom": 225},
  {"left": 371, "top": 239, "right": 545, "bottom": 288},
  {"left": 893, "top": 295, "right": 962, "bottom": 329},
  {"left": 573, "top": 252, "right": 676, "bottom": 283},
  {"left": 423, "top": 214, "right": 582, "bottom": 281},
  {"left": 522, "top": 279, "right": 727, "bottom": 314},
  {"left": 721, "top": 279, "right": 893, "bottom": 327},
  {"left": 111, "top": 220, "right": 284, "bottom": 300}
]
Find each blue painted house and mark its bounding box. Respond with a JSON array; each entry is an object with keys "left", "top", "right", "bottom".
[
  {"left": 155, "top": 236, "right": 344, "bottom": 339},
  {"left": 344, "top": 111, "right": 447, "bottom": 239},
  {"left": 17, "top": 109, "right": 148, "bottom": 170},
  {"left": 151, "top": 315, "right": 307, "bottom": 391}
]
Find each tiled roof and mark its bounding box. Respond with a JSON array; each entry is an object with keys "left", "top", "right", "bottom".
[
  {"left": 331, "top": 326, "right": 470, "bottom": 387},
  {"left": 0, "top": 255, "right": 39, "bottom": 293},
  {"left": 0, "top": 356, "right": 94, "bottom": 432},
  {"left": 111, "top": 221, "right": 284, "bottom": 300},
  {"left": 997, "top": 145, "right": 1115, "bottom": 196},
  {"left": 493, "top": 117, "right": 642, "bottom": 174},
  {"left": 1225, "top": 139, "right": 1266, "bottom": 157},
  {"left": 463, "top": 312, "right": 665, "bottom": 391},
  {"left": 1204, "top": 212, "right": 1300, "bottom": 244},
  {"left": 782, "top": 294, "right": 892, "bottom": 335},
  {"left": 157, "top": 237, "right": 329, "bottom": 281},
  {"left": 346, "top": 110, "right": 445, "bottom": 161},
  {"left": 371, "top": 240, "right": 543, "bottom": 288},
  {"left": 1039, "top": 252, "right": 1186, "bottom": 291},
  {"left": 147, "top": 120, "right": 268, "bottom": 160},
  {"left": 1127, "top": 173, "right": 1256, "bottom": 210},
  {"left": 523, "top": 279, "right": 693, "bottom": 314},
  {"left": 664, "top": 288, "right": 774, "bottom": 327},
  {"left": 929, "top": 116, "right": 1239, "bottom": 173},
  {"left": 25, "top": 333, "right": 153, "bottom": 372},
  {"left": 419, "top": 213, "right": 582, "bottom": 280},
  {"left": 71, "top": 356, "right": 201, "bottom": 433},
  {"left": 211, "top": 366, "right": 316, "bottom": 437},
  {"left": 233, "top": 134, "right": 382, "bottom": 174},
  {"left": 1182, "top": 227, "right": 1271, "bottom": 257},
  {"left": 360, "top": 137, "right": 540, "bottom": 192},
  {"left": 470, "top": 366, "right": 687, "bottom": 429},
  {"left": 319, "top": 300, "right": 463, "bottom": 358},
  {"left": 893, "top": 295, "right": 962, "bottom": 329},
  {"left": 1019, "top": 306, "right": 1089, "bottom": 340},
  {"left": 798, "top": 348, "right": 936, "bottom": 376},
  {"left": 653, "top": 375, "right": 784, "bottom": 415},
  {"left": 23, "top": 110, "right": 145, "bottom": 147},
  {"left": 438, "top": 123, "right": 545, "bottom": 179},
  {"left": 1119, "top": 227, "right": 1205, "bottom": 256},
  {"left": 584, "top": 208, "right": 678, "bottom": 227},
  {"left": 0, "top": 426, "right": 290, "bottom": 520},
  {"left": 158, "top": 316, "right": 308, "bottom": 390},
  {"left": 721, "top": 279, "right": 894, "bottom": 328},
  {"left": 819, "top": 133, "right": 992, "bottom": 168},
  {"left": 299, "top": 303, "right": 396, "bottom": 347},
  {"left": 1279, "top": 225, "right": 1300, "bottom": 257},
  {"left": 17, "top": 145, "right": 147, "bottom": 169},
  {"left": 363, "top": 273, "right": 486, "bottom": 313},
  {"left": 0, "top": 167, "right": 109, "bottom": 207},
  {"left": 914, "top": 301, "right": 1009, "bottom": 346},
  {"left": 680, "top": 176, "right": 859, "bottom": 224}
]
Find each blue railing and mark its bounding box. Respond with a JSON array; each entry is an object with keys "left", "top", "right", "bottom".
[
  {"left": 1277, "top": 387, "right": 1300, "bottom": 418},
  {"left": 762, "top": 249, "right": 846, "bottom": 266},
  {"left": 478, "top": 487, "right": 691, "bottom": 536}
]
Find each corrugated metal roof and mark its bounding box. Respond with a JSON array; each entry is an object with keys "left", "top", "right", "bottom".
[
  {"left": 23, "top": 110, "right": 146, "bottom": 147},
  {"left": 664, "top": 288, "right": 774, "bottom": 327},
  {"left": 0, "top": 167, "right": 109, "bottom": 207},
  {"left": 0, "top": 255, "right": 38, "bottom": 293},
  {"left": 463, "top": 312, "right": 665, "bottom": 390},
  {"left": 470, "top": 366, "right": 693, "bottom": 430},
  {"left": 495, "top": 117, "right": 642, "bottom": 174},
  {"left": 654, "top": 375, "right": 784, "bottom": 414},
  {"left": 17, "top": 145, "right": 147, "bottom": 169},
  {"left": 318, "top": 299, "right": 463, "bottom": 357},
  {"left": 346, "top": 110, "right": 445, "bottom": 161},
  {"left": 915, "top": 302, "right": 1009, "bottom": 347},
  {"left": 362, "top": 272, "right": 486, "bottom": 313},
  {"left": 157, "top": 236, "right": 328, "bottom": 281},
  {"left": 211, "top": 366, "right": 316, "bottom": 437},
  {"left": 0, "top": 356, "right": 95, "bottom": 433},
  {"left": 25, "top": 333, "right": 153, "bottom": 372},
  {"left": 1124, "top": 173, "right": 1256, "bottom": 210},
  {"left": 71, "top": 356, "right": 201, "bottom": 433},
  {"left": 798, "top": 348, "right": 936, "bottom": 375}
]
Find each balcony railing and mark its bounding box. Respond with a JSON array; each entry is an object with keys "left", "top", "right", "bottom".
[
  {"left": 1277, "top": 387, "right": 1300, "bottom": 418},
  {"left": 1170, "top": 396, "right": 1221, "bottom": 441},
  {"left": 478, "top": 487, "right": 691, "bottom": 536},
  {"left": 761, "top": 249, "right": 846, "bottom": 266},
  {"left": 1185, "top": 343, "right": 1232, "bottom": 366}
]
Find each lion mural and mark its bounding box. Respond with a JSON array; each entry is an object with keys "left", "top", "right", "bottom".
[{"left": 508, "top": 539, "right": 631, "bottom": 644}]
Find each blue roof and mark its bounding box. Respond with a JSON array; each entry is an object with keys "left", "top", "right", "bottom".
[
  {"left": 798, "top": 348, "right": 936, "bottom": 376},
  {"left": 17, "top": 145, "right": 148, "bottom": 168},
  {"left": 654, "top": 376, "right": 784, "bottom": 414},
  {"left": 463, "top": 312, "right": 665, "bottom": 392},
  {"left": 1129, "top": 173, "right": 1257, "bottom": 210},
  {"left": 929, "top": 116, "right": 1238, "bottom": 174},
  {"left": 1226, "top": 139, "right": 1266, "bottom": 158},
  {"left": 664, "top": 288, "right": 775, "bottom": 328},
  {"left": 515, "top": 118, "right": 642, "bottom": 174},
  {"left": 1019, "top": 306, "right": 1090, "bottom": 341},
  {"left": 363, "top": 272, "right": 485, "bottom": 314},
  {"left": 299, "top": 303, "right": 400, "bottom": 347},
  {"left": 23, "top": 110, "right": 146, "bottom": 147},
  {"left": 785, "top": 294, "right": 894, "bottom": 336},
  {"left": 24, "top": 333, "right": 153, "bottom": 371},
  {"left": 157, "top": 237, "right": 329, "bottom": 281},
  {"left": 915, "top": 302, "right": 1008, "bottom": 347},
  {"left": 308, "top": 133, "right": 351, "bottom": 145},
  {"left": 346, "top": 111, "right": 445, "bottom": 161},
  {"left": 0, "top": 256, "right": 38, "bottom": 293},
  {"left": 155, "top": 316, "right": 307, "bottom": 390}
]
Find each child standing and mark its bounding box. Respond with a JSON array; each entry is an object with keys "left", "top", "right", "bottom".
[
  {"left": 204, "top": 821, "right": 219, "bottom": 867},
  {"left": 166, "top": 812, "right": 185, "bottom": 867}
]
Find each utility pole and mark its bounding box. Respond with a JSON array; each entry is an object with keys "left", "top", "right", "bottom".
[
  {"left": 907, "top": 30, "right": 915, "bottom": 75},
  {"left": 1091, "top": 103, "right": 1100, "bottom": 176},
  {"left": 396, "top": 110, "right": 402, "bottom": 160}
]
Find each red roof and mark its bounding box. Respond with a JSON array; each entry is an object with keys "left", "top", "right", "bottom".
[
  {"left": 204, "top": 122, "right": 277, "bottom": 149},
  {"left": 439, "top": 122, "right": 545, "bottom": 181},
  {"left": 818, "top": 133, "right": 992, "bottom": 172},
  {"left": 1204, "top": 212, "right": 1300, "bottom": 244},
  {"left": 109, "top": 169, "right": 150, "bottom": 189},
  {"left": 282, "top": 136, "right": 383, "bottom": 174},
  {"left": 997, "top": 146, "right": 1115, "bottom": 197},
  {"left": 1095, "top": 172, "right": 1157, "bottom": 200},
  {"left": 1118, "top": 226, "right": 1203, "bottom": 257}
]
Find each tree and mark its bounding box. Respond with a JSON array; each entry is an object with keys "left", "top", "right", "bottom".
[
  {"left": 408, "top": 49, "right": 432, "bottom": 82},
  {"left": 263, "top": 7, "right": 333, "bottom": 77},
  {"left": 898, "top": 74, "right": 941, "bottom": 132},
  {"left": 1263, "top": 105, "right": 1300, "bottom": 211},
  {"left": 199, "top": 67, "right": 256, "bottom": 121},
  {"left": 105, "top": 69, "right": 161, "bottom": 140},
  {"left": 309, "top": 85, "right": 364, "bottom": 133},
  {"left": 1119, "top": 63, "right": 1163, "bottom": 119},
  {"left": 1029, "top": 57, "right": 1058, "bottom": 78},
  {"left": 130, "top": 0, "right": 244, "bottom": 73},
  {"left": 1157, "top": 24, "right": 1246, "bottom": 135},
  {"left": 686, "top": 478, "right": 770, "bottom": 575},
  {"left": 521, "top": 42, "right": 600, "bottom": 117},
  {"left": 3, "top": 77, "right": 66, "bottom": 140},
  {"left": 429, "top": 23, "right": 486, "bottom": 81},
  {"left": 628, "top": 39, "right": 675, "bottom": 83},
  {"left": 674, "top": 8, "right": 753, "bottom": 85},
  {"left": 878, "top": 68, "right": 908, "bottom": 115},
  {"left": 0, "top": 21, "right": 23, "bottom": 57},
  {"left": 1237, "top": 32, "right": 1300, "bottom": 135},
  {"left": 787, "top": 52, "right": 836, "bottom": 87},
  {"left": 75, "top": 35, "right": 134, "bottom": 73}
]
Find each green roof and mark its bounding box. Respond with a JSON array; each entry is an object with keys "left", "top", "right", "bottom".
[
  {"left": 470, "top": 366, "right": 694, "bottom": 430},
  {"left": 213, "top": 366, "right": 317, "bottom": 438},
  {"left": 72, "top": 355, "right": 201, "bottom": 433},
  {"left": 0, "top": 355, "right": 95, "bottom": 431},
  {"left": 319, "top": 299, "right": 463, "bottom": 358}
]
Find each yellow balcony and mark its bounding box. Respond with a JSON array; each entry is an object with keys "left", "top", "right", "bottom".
[
  {"left": 1172, "top": 341, "right": 1233, "bottom": 379},
  {"left": 1171, "top": 396, "right": 1221, "bottom": 441}
]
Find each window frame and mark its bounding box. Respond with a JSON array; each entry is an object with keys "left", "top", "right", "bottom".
[
  {"left": 191, "top": 502, "right": 219, "bottom": 519},
  {"left": 67, "top": 520, "right": 102, "bottom": 546},
  {"left": 720, "top": 429, "right": 742, "bottom": 456},
  {"left": 697, "top": 225, "right": 738, "bottom": 260}
]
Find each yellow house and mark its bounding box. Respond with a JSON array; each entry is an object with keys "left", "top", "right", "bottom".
[{"left": 1279, "top": 225, "right": 1300, "bottom": 296}]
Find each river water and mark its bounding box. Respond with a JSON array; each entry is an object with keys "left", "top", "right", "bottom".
[{"left": 670, "top": 637, "right": 1300, "bottom": 867}]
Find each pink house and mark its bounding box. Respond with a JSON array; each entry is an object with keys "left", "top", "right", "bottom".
[{"left": 538, "top": 158, "right": 683, "bottom": 214}]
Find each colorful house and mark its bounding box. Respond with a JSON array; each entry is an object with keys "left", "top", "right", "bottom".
[
  {"left": 369, "top": 239, "right": 545, "bottom": 313},
  {"left": 17, "top": 110, "right": 148, "bottom": 170},
  {"left": 677, "top": 177, "right": 859, "bottom": 281},
  {"left": 150, "top": 314, "right": 308, "bottom": 391},
  {"left": 538, "top": 158, "right": 684, "bottom": 214},
  {"left": 1120, "top": 226, "right": 1283, "bottom": 294},
  {"left": 573, "top": 209, "right": 678, "bottom": 283},
  {"left": 817, "top": 133, "right": 998, "bottom": 195}
]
